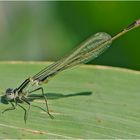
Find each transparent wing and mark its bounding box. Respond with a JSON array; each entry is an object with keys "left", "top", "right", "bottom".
[{"left": 32, "top": 32, "right": 112, "bottom": 82}]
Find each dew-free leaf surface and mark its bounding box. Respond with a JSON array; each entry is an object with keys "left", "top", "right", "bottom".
[{"left": 0, "top": 62, "right": 140, "bottom": 139}]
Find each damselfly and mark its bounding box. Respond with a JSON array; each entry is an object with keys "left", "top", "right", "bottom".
[{"left": 1, "top": 19, "right": 140, "bottom": 123}]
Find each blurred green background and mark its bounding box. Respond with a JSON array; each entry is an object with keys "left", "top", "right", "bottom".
[{"left": 0, "top": 1, "right": 140, "bottom": 70}]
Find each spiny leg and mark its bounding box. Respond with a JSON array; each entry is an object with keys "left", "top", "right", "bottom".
[
  {"left": 29, "top": 103, "right": 53, "bottom": 117},
  {"left": 2, "top": 102, "right": 16, "bottom": 114},
  {"left": 21, "top": 97, "right": 31, "bottom": 120},
  {"left": 29, "top": 87, "right": 54, "bottom": 119},
  {"left": 17, "top": 103, "right": 28, "bottom": 123},
  {"left": 31, "top": 104, "right": 50, "bottom": 114}
]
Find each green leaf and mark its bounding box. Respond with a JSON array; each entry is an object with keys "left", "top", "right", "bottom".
[{"left": 0, "top": 62, "right": 140, "bottom": 139}]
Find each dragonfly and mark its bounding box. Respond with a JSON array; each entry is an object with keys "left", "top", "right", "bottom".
[{"left": 1, "top": 19, "right": 140, "bottom": 123}]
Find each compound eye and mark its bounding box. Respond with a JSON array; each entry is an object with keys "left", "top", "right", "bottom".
[
  {"left": 5, "top": 88, "right": 14, "bottom": 101},
  {"left": 6, "top": 88, "right": 13, "bottom": 93},
  {"left": 8, "top": 93, "right": 12, "bottom": 95}
]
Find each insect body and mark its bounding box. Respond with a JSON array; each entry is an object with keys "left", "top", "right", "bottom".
[{"left": 1, "top": 19, "right": 140, "bottom": 123}]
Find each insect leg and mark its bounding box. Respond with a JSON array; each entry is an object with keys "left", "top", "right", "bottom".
[
  {"left": 17, "top": 103, "right": 28, "bottom": 123},
  {"left": 2, "top": 102, "right": 16, "bottom": 114},
  {"left": 29, "top": 87, "right": 54, "bottom": 119},
  {"left": 21, "top": 97, "right": 31, "bottom": 121}
]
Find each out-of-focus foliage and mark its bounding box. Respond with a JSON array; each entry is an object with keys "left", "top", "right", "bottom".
[{"left": 0, "top": 1, "right": 139, "bottom": 70}]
